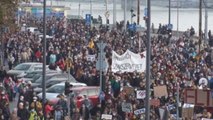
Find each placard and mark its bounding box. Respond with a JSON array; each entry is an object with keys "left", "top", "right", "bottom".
[
  {"left": 136, "top": 90, "right": 146, "bottom": 99},
  {"left": 150, "top": 99, "right": 160, "bottom": 107},
  {"left": 182, "top": 103, "right": 194, "bottom": 119},
  {"left": 86, "top": 54, "right": 96, "bottom": 62},
  {"left": 154, "top": 86, "right": 168, "bottom": 97},
  {"left": 122, "top": 102, "right": 132, "bottom": 113},
  {"left": 159, "top": 108, "right": 166, "bottom": 120},
  {"left": 122, "top": 87, "right": 135, "bottom": 95},
  {"left": 134, "top": 108, "right": 145, "bottom": 115},
  {"left": 101, "top": 114, "right": 112, "bottom": 120},
  {"left": 184, "top": 89, "right": 213, "bottom": 107},
  {"left": 112, "top": 50, "right": 146, "bottom": 73}
]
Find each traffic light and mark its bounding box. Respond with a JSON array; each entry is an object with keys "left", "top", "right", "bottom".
[
  {"left": 65, "top": 81, "right": 73, "bottom": 96},
  {"left": 168, "top": 29, "right": 172, "bottom": 38}
]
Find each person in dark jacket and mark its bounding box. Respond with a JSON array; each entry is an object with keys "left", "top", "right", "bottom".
[
  {"left": 2, "top": 102, "right": 10, "bottom": 120},
  {"left": 17, "top": 102, "right": 29, "bottom": 120},
  {"left": 24, "top": 81, "right": 34, "bottom": 104},
  {"left": 80, "top": 104, "right": 90, "bottom": 120}
]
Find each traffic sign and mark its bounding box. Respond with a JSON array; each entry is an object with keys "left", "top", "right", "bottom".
[
  {"left": 98, "top": 53, "right": 106, "bottom": 60},
  {"left": 96, "top": 42, "right": 106, "bottom": 52},
  {"left": 85, "top": 14, "right": 91, "bottom": 25},
  {"left": 128, "top": 24, "right": 136, "bottom": 31},
  {"left": 96, "top": 61, "right": 107, "bottom": 71},
  {"left": 96, "top": 41, "right": 107, "bottom": 71},
  {"left": 105, "top": 11, "right": 110, "bottom": 19},
  {"left": 144, "top": 8, "right": 148, "bottom": 17},
  {"left": 167, "top": 24, "right": 173, "bottom": 30}
]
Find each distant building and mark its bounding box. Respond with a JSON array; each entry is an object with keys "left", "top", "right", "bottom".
[{"left": 121, "top": 0, "right": 213, "bottom": 10}]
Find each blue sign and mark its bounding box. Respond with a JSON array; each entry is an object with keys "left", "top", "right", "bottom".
[
  {"left": 168, "top": 24, "right": 173, "bottom": 30},
  {"left": 144, "top": 8, "right": 148, "bottom": 17},
  {"left": 85, "top": 14, "right": 91, "bottom": 25},
  {"left": 128, "top": 24, "right": 136, "bottom": 31}
]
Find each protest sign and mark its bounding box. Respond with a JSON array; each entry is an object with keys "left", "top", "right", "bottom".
[
  {"left": 184, "top": 89, "right": 213, "bottom": 107},
  {"left": 112, "top": 50, "right": 146, "bottom": 73},
  {"left": 134, "top": 108, "right": 145, "bottom": 115},
  {"left": 154, "top": 86, "right": 168, "bottom": 97},
  {"left": 86, "top": 54, "right": 96, "bottom": 61},
  {"left": 122, "top": 102, "right": 132, "bottom": 113},
  {"left": 150, "top": 99, "right": 160, "bottom": 107},
  {"left": 136, "top": 90, "right": 146, "bottom": 99},
  {"left": 159, "top": 108, "right": 168, "bottom": 120},
  {"left": 101, "top": 114, "right": 112, "bottom": 120},
  {"left": 182, "top": 103, "right": 194, "bottom": 119},
  {"left": 122, "top": 87, "right": 135, "bottom": 95}
]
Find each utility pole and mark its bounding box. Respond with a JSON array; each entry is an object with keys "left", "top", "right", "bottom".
[
  {"left": 176, "top": 82, "right": 180, "bottom": 120},
  {"left": 199, "top": 0, "right": 202, "bottom": 53},
  {"left": 90, "top": 0, "right": 92, "bottom": 15},
  {"left": 203, "top": 0, "right": 208, "bottom": 43},
  {"left": 113, "top": 0, "right": 117, "bottom": 26},
  {"left": 137, "top": 0, "right": 140, "bottom": 25},
  {"left": 78, "top": 3, "right": 81, "bottom": 18},
  {"left": 169, "top": 0, "right": 171, "bottom": 25},
  {"left": 42, "top": 0, "right": 47, "bottom": 119},
  {"left": 177, "top": 0, "right": 179, "bottom": 36},
  {"left": 124, "top": 0, "right": 127, "bottom": 31},
  {"left": 145, "top": 0, "right": 151, "bottom": 119},
  {"left": 105, "top": 0, "right": 108, "bottom": 24},
  {"left": 0, "top": 29, "right": 4, "bottom": 67}
]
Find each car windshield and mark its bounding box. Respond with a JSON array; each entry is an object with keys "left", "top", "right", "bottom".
[
  {"left": 13, "top": 64, "right": 31, "bottom": 71},
  {"left": 24, "top": 73, "right": 36, "bottom": 78},
  {"left": 46, "top": 85, "right": 64, "bottom": 93},
  {"left": 35, "top": 75, "right": 52, "bottom": 83},
  {"left": 32, "top": 74, "right": 41, "bottom": 82}
]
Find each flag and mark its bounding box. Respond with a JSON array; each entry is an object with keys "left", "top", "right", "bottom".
[{"left": 88, "top": 39, "right": 94, "bottom": 49}]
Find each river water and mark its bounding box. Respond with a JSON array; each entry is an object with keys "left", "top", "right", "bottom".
[{"left": 51, "top": 1, "right": 213, "bottom": 33}]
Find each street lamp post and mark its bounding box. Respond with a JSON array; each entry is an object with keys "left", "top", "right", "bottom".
[
  {"left": 203, "top": 0, "right": 208, "bottom": 43},
  {"left": 145, "top": 0, "right": 151, "bottom": 119},
  {"left": 90, "top": 0, "right": 92, "bottom": 15},
  {"left": 137, "top": 0, "right": 140, "bottom": 25},
  {"left": 130, "top": 9, "right": 134, "bottom": 25},
  {"left": 199, "top": 0, "right": 202, "bottom": 53},
  {"left": 42, "top": 0, "right": 47, "bottom": 119},
  {"left": 169, "top": 0, "right": 171, "bottom": 25},
  {"left": 78, "top": 3, "right": 81, "bottom": 18},
  {"left": 113, "top": 0, "right": 116, "bottom": 26},
  {"left": 124, "top": 0, "right": 127, "bottom": 31}
]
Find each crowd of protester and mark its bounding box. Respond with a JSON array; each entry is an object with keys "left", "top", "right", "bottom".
[{"left": 0, "top": 13, "right": 212, "bottom": 120}]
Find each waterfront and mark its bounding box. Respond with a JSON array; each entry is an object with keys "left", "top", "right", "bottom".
[{"left": 52, "top": 1, "right": 213, "bottom": 33}]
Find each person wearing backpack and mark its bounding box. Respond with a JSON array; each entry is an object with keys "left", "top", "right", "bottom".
[
  {"left": 29, "top": 109, "right": 39, "bottom": 120},
  {"left": 57, "top": 94, "right": 68, "bottom": 118},
  {"left": 30, "top": 97, "right": 42, "bottom": 113}
]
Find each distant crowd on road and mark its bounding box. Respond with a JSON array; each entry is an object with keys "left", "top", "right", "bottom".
[{"left": 0, "top": 14, "right": 212, "bottom": 120}]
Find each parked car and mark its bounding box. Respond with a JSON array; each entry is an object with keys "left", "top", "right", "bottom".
[
  {"left": 21, "top": 70, "right": 60, "bottom": 82},
  {"left": 7, "top": 62, "right": 42, "bottom": 78},
  {"left": 37, "top": 86, "right": 104, "bottom": 109},
  {"left": 31, "top": 72, "right": 77, "bottom": 88},
  {"left": 37, "top": 82, "right": 87, "bottom": 102}
]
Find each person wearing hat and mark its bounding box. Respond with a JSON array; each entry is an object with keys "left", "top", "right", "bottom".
[
  {"left": 10, "top": 108, "right": 19, "bottom": 120},
  {"left": 30, "top": 96, "right": 42, "bottom": 113},
  {"left": 17, "top": 102, "right": 29, "bottom": 120},
  {"left": 56, "top": 94, "right": 68, "bottom": 117},
  {"left": 24, "top": 81, "right": 34, "bottom": 104}
]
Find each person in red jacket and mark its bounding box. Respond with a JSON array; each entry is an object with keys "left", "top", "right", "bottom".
[{"left": 45, "top": 101, "right": 54, "bottom": 119}]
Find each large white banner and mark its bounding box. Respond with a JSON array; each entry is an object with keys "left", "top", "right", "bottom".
[{"left": 112, "top": 50, "right": 146, "bottom": 73}]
